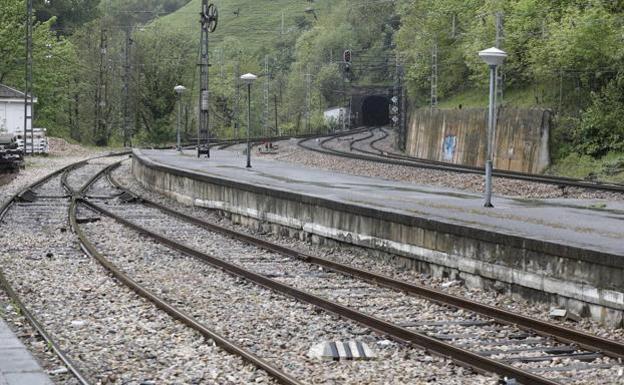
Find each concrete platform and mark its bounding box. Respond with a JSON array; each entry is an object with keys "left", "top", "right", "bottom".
[
  {"left": 133, "top": 149, "right": 624, "bottom": 325},
  {"left": 0, "top": 319, "right": 53, "bottom": 385}
]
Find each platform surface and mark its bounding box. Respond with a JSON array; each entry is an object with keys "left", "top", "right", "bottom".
[
  {"left": 138, "top": 149, "right": 624, "bottom": 257},
  {"left": 0, "top": 319, "right": 53, "bottom": 385}
]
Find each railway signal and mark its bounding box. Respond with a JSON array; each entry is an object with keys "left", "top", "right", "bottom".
[
  {"left": 197, "top": 1, "right": 219, "bottom": 158},
  {"left": 343, "top": 50, "right": 351, "bottom": 63},
  {"left": 343, "top": 50, "right": 352, "bottom": 76},
  {"left": 389, "top": 94, "right": 400, "bottom": 127}
]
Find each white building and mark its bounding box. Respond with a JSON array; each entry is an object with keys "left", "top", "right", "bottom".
[{"left": 0, "top": 84, "right": 37, "bottom": 135}]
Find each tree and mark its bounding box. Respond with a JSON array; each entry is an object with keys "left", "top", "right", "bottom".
[
  {"left": 1, "top": 0, "right": 79, "bottom": 137},
  {"left": 34, "top": 0, "right": 101, "bottom": 34}
]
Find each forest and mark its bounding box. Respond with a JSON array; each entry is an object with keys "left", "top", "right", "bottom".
[{"left": 1, "top": 0, "right": 623, "bottom": 171}]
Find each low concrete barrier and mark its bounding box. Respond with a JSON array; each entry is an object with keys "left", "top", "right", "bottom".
[{"left": 132, "top": 150, "right": 623, "bottom": 327}]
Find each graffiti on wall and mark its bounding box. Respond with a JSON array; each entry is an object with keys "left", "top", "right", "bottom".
[{"left": 443, "top": 135, "right": 457, "bottom": 161}]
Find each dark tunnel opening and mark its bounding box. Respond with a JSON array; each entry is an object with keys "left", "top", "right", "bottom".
[{"left": 361, "top": 95, "right": 390, "bottom": 126}]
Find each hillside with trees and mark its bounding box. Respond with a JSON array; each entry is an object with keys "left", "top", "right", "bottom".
[{"left": 1, "top": 0, "right": 623, "bottom": 180}]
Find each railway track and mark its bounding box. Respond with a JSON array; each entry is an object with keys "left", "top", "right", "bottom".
[
  {"left": 68, "top": 159, "right": 624, "bottom": 384},
  {"left": 0, "top": 155, "right": 293, "bottom": 385},
  {"left": 298, "top": 127, "right": 624, "bottom": 194},
  {"left": 75, "top": 163, "right": 494, "bottom": 384}
]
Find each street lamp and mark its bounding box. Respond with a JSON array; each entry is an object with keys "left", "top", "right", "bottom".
[
  {"left": 240, "top": 73, "right": 257, "bottom": 168},
  {"left": 174, "top": 85, "right": 187, "bottom": 152},
  {"left": 478, "top": 47, "right": 507, "bottom": 208}
]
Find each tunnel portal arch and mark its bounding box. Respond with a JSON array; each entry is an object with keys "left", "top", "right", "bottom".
[{"left": 361, "top": 95, "right": 390, "bottom": 126}]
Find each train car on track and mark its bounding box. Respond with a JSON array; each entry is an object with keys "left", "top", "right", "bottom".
[{"left": 0, "top": 133, "right": 23, "bottom": 172}]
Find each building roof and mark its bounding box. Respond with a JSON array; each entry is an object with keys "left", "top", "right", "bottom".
[{"left": 0, "top": 84, "right": 36, "bottom": 101}]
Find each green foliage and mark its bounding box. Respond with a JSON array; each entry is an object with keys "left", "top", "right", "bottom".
[
  {"left": 547, "top": 151, "right": 624, "bottom": 183},
  {"left": 1, "top": 0, "right": 78, "bottom": 138},
  {"left": 574, "top": 75, "right": 624, "bottom": 156},
  {"left": 396, "top": 0, "right": 624, "bottom": 159},
  {"left": 34, "top": 0, "right": 101, "bottom": 33},
  {"left": 4, "top": 0, "right": 624, "bottom": 158},
  {"left": 133, "top": 29, "right": 195, "bottom": 144}
]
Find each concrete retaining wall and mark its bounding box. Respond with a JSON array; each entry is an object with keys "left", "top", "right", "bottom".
[
  {"left": 406, "top": 108, "right": 551, "bottom": 173},
  {"left": 132, "top": 151, "right": 624, "bottom": 327}
]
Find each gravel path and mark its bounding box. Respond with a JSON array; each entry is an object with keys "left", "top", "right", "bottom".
[
  {"left": 249, "top": 131, "right": 624, "bottom": 201},
  {"left": 78, "top": 202, "right": 495, "bottom": 385}
]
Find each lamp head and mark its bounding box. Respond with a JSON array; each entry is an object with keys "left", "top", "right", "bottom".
[
  {"left": 478, "top": 47, "right": 507, "bottom": 67},
  {"left": 174, "top": 85, "right": 187, "bottom": 94},
  {"left": 240, "top": 73, "right": 258, "bottom": 84}
]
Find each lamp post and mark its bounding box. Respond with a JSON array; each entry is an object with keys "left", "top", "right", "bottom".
[
  {"left": 174, "top": 85, "right": 187, "bottom": 152},
  {"left": 478, "top": 47, "right": 507, "bottom": 208},
  {"left": 240, "top": 73, "right": 257, "bottom": 168}
]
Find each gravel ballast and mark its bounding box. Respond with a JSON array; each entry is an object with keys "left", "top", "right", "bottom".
[
  {"left": 111, "top": 162, "right": 624, "bottom": 384},
  {"left": 78, "top": 203, "right": 495, "bottom": 385},
  {"left": 1, "top": 157, "right": 275, "bottom": 385}
]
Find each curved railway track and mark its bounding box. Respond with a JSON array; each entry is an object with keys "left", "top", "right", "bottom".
[
  {"left": 3, "top": 155, "right": 623, "bottom": 384},
  {"left": 66, "top": 158, "right": 624, "bottom": 384},
  {"left": 0, "top": 159, "right": 97, "bottom": 385},
  {"left": 0, "top": 155, "right": 295, "bottom": 385},
  {"left": 298, "top": 127, "right": 624, "bottom": 194}
]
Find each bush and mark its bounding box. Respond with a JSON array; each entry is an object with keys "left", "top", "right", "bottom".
[{"left": 574, "top": 75, "right": 624, "bottom": 157}]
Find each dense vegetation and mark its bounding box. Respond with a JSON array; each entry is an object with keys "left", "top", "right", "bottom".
[{"left": 1, "top": 0, "right": 623, "bottom": 177}]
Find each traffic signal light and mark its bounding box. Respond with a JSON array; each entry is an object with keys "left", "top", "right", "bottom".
[{"left": 343, "top": 50, "right": 351, "bottom": 63}]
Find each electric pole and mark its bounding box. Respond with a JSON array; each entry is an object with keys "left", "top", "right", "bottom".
[
  {"left": 274, "top": 94, "right": 279, "bottom": 136},
  {"left": 95, "top": 28, "right": 108, "bottom": 145},
  {"left": 399, "top": 65, "right": 407, "bottom": 151},
  {"left": 393, "top": 53, "right": 400, "bottom": 129},
  {"left": 123, "top": 28, "right": 132, "bottom": 147},
  {"left": 305, "top": 67, "right": 311, "bottom": 133},
  {"left": 24, "top": 0, "right": 34, "bottom": 155},
  {"left": 431, "top": 40, "right": 438, "bottom": 108},
  {"left": 263, "top": 56, "right": 270, "bottom": 136},
  {"left": 198, "top": 1, "right": 218, "bottom": 157},
  {"left": 495, "top": 11, "right": 504, "bottom": 106},
  {"left": 234, "top": 61, "right": 240, "bottom": 138}
]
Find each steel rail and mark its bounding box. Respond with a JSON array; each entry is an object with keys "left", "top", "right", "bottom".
[
  {"left": 347, "top": 127, "right": 624, "bottom": 191},
  {"left": 104, "top": 169, "right": 624, "bottom": 360},
  {"left": 69, "top": 202, "right": 303, "bottom": 385},
  {"left": 81, "top": 197, "right": 563, "bottom": 385},
  {"left": 215, "top": 131, "right": 335, "bottom": 150},
  {"left": 348, "top": 129, "right": 375, "bottom": 151},
  {"left": 0, "top": 158, "right": 112, "bottom": 385},
  {"left": 0, "top": 270, "right": 91, "bottom": 385},
  {"left": 299, "top": 129, "right": 624, "bottom": 193},
  {"left": 66, "top": 164, "right": 303, "bottom": 385}
]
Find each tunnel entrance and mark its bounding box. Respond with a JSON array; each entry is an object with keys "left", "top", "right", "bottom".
[{"left": 361, "top": 95, "right": 390, "bottom": 126}]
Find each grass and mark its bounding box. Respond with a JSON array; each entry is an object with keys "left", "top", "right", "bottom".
[
  {"left": 546, "top": 152, "right": 624, "bottom": 184},
  {"left": 154, "top": 0, "right": 333, "bottom": 52},
  {"left": 437, "top": 85, "right": 547, "bottom": 109}
]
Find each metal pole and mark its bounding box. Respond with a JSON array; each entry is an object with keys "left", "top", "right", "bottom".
[
  {"left": 234, "top": 61, "right": 240, "bottom": 138},
  {"left": 246, "top": 83, "right": 252, "bottom": 168},
  {"left": 24, "top": 0, "right": 33, "bottom": 156},
  {"left": 431, "top": 41, "right": 438, "bottom": 108},
  {"left": 495, "top": 12, "right": 504, "bottom": 106},
  {"left": 177, "top": 94, "right": 182, "bottom": 152},
  {"left": 123, "top": 28, "right": 131, "bottom": 148},
  {"left": 484, "top": 64, "right": 496, "bottom": 208},
  {"left": 198, "top": 0, "right": 210, "bottom": 158},
  {"left": 274, "top": 94, "right": 279, "bottom": 136}
]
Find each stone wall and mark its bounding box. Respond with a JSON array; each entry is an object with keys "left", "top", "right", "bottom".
[{"left": 406, "top": 108, "right": 551, "bottom": 173}]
